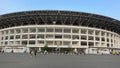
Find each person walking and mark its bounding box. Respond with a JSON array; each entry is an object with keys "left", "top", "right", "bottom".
[
  {"left": 29, "top": 50, "right": 33, "bottom": 57},
  {"left": 34, "top": 50, "right": 37, "bottom": 56}
]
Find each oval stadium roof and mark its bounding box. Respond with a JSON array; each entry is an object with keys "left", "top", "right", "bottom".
[{"left": 0, "top": 10, "right": 120, "bottom": 34}]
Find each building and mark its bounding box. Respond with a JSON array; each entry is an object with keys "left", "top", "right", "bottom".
[{"left": 0, "top": 10, "right": 120, "bottom": 54}]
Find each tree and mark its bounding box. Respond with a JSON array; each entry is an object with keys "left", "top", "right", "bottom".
[{"left": 42, "top": 44, "right": 49, "bottom": 51}]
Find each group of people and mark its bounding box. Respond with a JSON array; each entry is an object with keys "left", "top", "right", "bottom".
[
  {"left": 29, "top": 49, "right": 86, "bottom": 56},
  {"left": 0, "top": 50, "right": 4, "bottom": 54},
  {"left": 29, "top": 49, "right": 37, "bottom": 56},
  {"left": 29, "top": 49, "right": 49, "bottom": 57},
  {"left": 0, "top": 50, "right": 14, "bottom": 54}
]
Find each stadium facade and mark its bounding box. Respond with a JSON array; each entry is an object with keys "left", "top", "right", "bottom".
[{"left": 0, "top": 10, "right": 120, "bottom": 54}]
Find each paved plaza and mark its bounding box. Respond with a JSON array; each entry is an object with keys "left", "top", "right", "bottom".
[{"left": 0, "top": 53, "right": 120, "bottom": 68}]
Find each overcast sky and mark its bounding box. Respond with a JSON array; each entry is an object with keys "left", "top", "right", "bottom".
[{"left": 0, "top": 0, "right": 120, "bottom": 20}]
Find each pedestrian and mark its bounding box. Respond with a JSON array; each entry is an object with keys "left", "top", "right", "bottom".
[
  {"left": 44, "top": 50, "right": 47, "bottom": 54},
  {"left": 34, "top": 50, "right": 37, "bottom": 56},
  {"left": 97, "top": 51, "right": 99, "bottom": 55},
  {"left": 29, "top": 50, "right": 33, "bottom": 57},
  {"left": 83, "top": 50, "right": 86, "bottom": 55},
  {"left": 11, "top": 50, "right": 14, "bottom": 53},
  {"left": 2, "top": 50, "right": 4, "bottom": 54}
]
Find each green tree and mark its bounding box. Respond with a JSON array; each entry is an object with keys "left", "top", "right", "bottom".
[{"left": 42, "top": 44, "right": 49, "bottom": 51}]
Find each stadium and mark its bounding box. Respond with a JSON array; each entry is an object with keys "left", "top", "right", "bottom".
[{"left": 0, "top": 10, "right": 120, "bottom": 54}]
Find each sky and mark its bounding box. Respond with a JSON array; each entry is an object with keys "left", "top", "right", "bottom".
[{"left": 0, "top": 0, "right": 120, "bottom": 20}]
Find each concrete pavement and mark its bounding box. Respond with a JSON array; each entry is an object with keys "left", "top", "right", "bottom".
[{"left": 0, "top": 53, "right": 120, "bottom": 68}]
